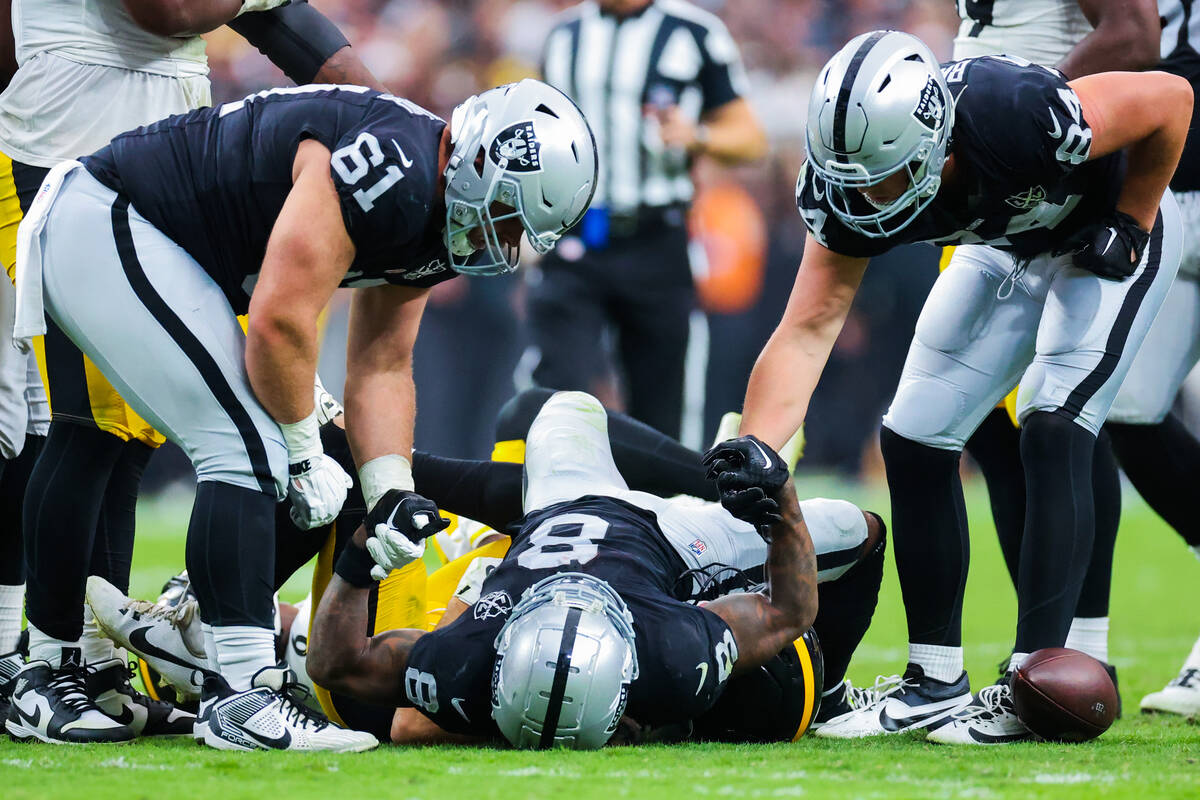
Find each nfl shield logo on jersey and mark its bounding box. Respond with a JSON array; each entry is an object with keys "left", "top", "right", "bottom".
[
  {"left": 688, "top": 539, "right": 708, "bottom": 557},
  {"left": 489, "top": 121, "right": 543, "bottom": 172},
  {"left": 911, "top": 76, "right": 945, "bottom": 130}
]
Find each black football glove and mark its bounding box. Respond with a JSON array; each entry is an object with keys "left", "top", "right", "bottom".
[
  {"left": 1056, "top": 211, "right": 1150, "bottom": 281},
  {"left": 702, "top": 435, "right": 791, "bottom": 538},
  {"left": 363, "top": 489, "right": 450, "bottom": 581}
]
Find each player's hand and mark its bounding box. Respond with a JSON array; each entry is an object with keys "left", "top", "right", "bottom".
[
  {"left": 288, "top": 454, "right": 353, "bottom": 529},
  {"left": 1056, "top": 211, "right": 1150, "bottom": 281},
  {"left": 702, "top": 435, "right": 791, "bottom": 537},
  {"left": 364, "top": 490, "right": 450, "bottom": 581}
]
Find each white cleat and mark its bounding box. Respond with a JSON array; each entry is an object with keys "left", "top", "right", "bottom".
[
  {"left": 1140, "top": 668, "right": 1200, "bottom": 717},
  {"left": 4, "top": 650, "right": 135, "bottom": 744},
  {"left": 197, "top": 666, "right": 378, "bottom": 752},
  {"left": 927, "top": 682, "right": 1033, "bottom": 745},
  {"left": 814, "top": 664, "right": 972, "bottom": 739},
  {"left": 85, "top": 575, "right": 211, "bottom": 702}
]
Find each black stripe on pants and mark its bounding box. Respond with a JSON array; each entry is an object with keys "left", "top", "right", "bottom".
[{"left": 109, "top": 196, "right": 276, "bottom": 496}]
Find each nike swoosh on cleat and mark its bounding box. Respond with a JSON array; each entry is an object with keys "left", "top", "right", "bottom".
[
  {"left": 877, "top": 705, "right": 955, "bottom": 732},
  {"left": 107, "top": 704, "right": 135, "bottom": 726},
  {"left": 246, "top": 727, "right": 292, "bottom": 749},
  {"left": 13, "top": 699, "right": 42, "bottom": 729},
  {"left": 966, "top": 726, "right": 1029, "bottom": 744},
  {"left": 129, "top": 627, "right": 206, "bottom": 673}
]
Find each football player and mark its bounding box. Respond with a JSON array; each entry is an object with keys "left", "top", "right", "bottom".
[
  {"left": 91, "top": 387, "right": 886, "bottom": 745},
  {"left": 0, "top": 0, "right": 384, "bottom": 745},
  {"left": 718, "top": 30, "right": 1189, "bottom": 744},
  {"left": 303, "top": 391, "right": 858, "bottom": 748},
  {"left": 11, "top": 71, "right": 598, "bottom": 750}
]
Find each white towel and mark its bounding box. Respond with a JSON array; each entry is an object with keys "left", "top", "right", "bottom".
[{"left": 13, "top": 159, "right": 83, "bottom": 353}]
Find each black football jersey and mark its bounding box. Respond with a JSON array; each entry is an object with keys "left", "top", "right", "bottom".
[
  {"left": 403, "top": 496, "right": 737, "bottom": 739},
  {"left": 83, "top": 85, "right": 463, "bottom": 314},
  {"left": 796, "top": 56, "right": 1126, "bottom": 259}
]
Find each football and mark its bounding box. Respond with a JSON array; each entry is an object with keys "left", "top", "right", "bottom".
[{"left": 1011, "top": 648, "right": 1118, "bottom": 742}]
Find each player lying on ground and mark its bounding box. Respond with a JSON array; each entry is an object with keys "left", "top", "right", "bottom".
[
  {"left": 10, "top": 72, "right": 598, "bottom": 751},
  {"left": 90, "top": 389, "right": 888, "bottom": 746},
  {"left": 723, "top": 30, "right": 1190, "bottom": 744}
]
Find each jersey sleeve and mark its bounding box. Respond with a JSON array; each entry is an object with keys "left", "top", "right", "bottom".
[
  {"left": 794, "top": 162, "right": 894, "bottom": 258},
  {"left": 694, "top": 17, "right": 748, "bottom": 112},
  {"left": 623, "top": 595, "right": 738, "bottom": 726},
  {"left": 329, "top": 121, "right": 436, "bottom": 258},
  {"left": 401, "top": 615, "right": 503, "bottom": 738},
  {"left": 956, "top": 57, "right": 1093, "bottom": 180}
]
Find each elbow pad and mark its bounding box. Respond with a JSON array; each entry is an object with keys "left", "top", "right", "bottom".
[{"left": 228, "top": 0, "right": 350, "bottom": 86}]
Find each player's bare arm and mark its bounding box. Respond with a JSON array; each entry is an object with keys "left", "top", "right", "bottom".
[
  {"left": 1071, "top": 71, "right": 1194, "bottom": 231},
  {"left": 306, "top": 525, "right": 424, "bottom": 705},
  {"left": 122, "top": 0, "right": 247, "bottom": 35},
  {"left": 705, "top": 480, "right": 818, "bottom": 675},
  {"left": 313, "top": 47, "right": 385, "bottom": 91},
  {"left": 661, "top": 97, "right": 767, "bottom": 164},
  {"left": 738, "top": 241, "right": 868, "bottom": 449},
  {"left": 344, "top": 283, "right": 429, "bottom": 467},
  {"left": 246, "top": 139, "right": 355, "bottom": 425},
  {"left": 1057, "top": 0, "right": 1160, "bottom": 79}
]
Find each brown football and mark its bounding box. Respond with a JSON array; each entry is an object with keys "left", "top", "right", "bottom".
[{"left": 1011, "top": 648, "right": 1117, "bottom": 742}]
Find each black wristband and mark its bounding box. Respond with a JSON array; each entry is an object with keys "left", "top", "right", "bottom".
[
  {"left": 333, "top": 540, "right": 377, "bottom": 588},
  {"left": 227, "top": 1, "right": 350, "bottom": 86}
]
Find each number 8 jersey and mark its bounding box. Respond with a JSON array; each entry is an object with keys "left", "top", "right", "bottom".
[
  {"left": 796, "top": 55, "right": 1124, "bottom": 259},
  {"left": 403, "top": 495, "right": 737, "bottom": 739},
  {"left": 82, "top": 85, "right": 463, "bottom": 315}
]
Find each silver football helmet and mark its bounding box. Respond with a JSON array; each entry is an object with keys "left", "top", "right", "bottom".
[
  {"left": 805, "top": 30, "right": 954, "bottom": 238},
  {"left": 492, "top": 573, "right": 638, "bottom": 749},
  {"left": 444, "top": 79, "right": 598, "bottom": 275}
]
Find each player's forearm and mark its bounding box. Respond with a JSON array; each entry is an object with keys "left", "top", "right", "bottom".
[
  {"left": 1119, "top": 97, "right": 1192, "bottom": 230},
  {"left": 344, "top": 360, "right": 416, "bottom": 467},
  {"left": 123, "top": 0, "right": 244, "bottom": 36},
  {"left": 245, "top": 314, "right": 319, "bottom": 424},
  {"left": 740, "top": 321, "right": 837, "bottom": 451},
  {"left": 313, "top": 46, "right": 385, "bottom": 92},
  {"left": 1057, "top": 12, "right": 1160, "bottom": 78},
  {"left": 764, "top": 481, "right": 818, "bottom": 633},
  {"left": 699, "top": 101, "right": 768, "bottom": 164}
]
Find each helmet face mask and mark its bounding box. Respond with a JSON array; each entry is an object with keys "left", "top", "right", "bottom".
[
  {"left": 491, "top": 572, "right": 638, "bottom": 750},
  {"left": 444, "top": 80, "right": 598, "bottom": 276},
  {"left": 804, "top": 30, "right": 953, "bottom": 239}
]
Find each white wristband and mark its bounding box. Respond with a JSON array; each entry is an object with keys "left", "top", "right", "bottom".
[
  {"left": 279, "top": 410, "right": 322, "bottom": 466},
  {"left": 359, "top": 454, "right": 415, "bottom": 512}
]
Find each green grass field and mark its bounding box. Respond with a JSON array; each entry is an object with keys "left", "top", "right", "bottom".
[{"left": 3, "top": 479, "right": 1198, "bottom": 799}]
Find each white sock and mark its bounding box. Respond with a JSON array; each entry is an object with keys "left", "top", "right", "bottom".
[
  {"left": 213, "top": 625, "right": 276, "bottom": 692},
  {"left": 1183, "top": 635, "right": 1200, "bottom": 672},
  {"left": 0, "top": 584, "right": 24, "bottom": 653},
  {"left": 202, "top": 621, "right": 217, "bottom": 666},
  {"left": 1065, "top": 616, "right": 1109, "bottom": 663},
  {"left": 79, "top": 605, "right": 116, "bottom": 664},
  {"left": 908, "top": 643, "right": 963, "bottom": 682},
  {"left": 1008, "top": 651, "right": 1030, "bottom": 672},
  {"left": 27, "top": 623, "right": 78, "bottom": 667}
]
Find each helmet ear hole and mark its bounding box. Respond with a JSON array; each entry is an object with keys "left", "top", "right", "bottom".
[{"left": 473, "top": 147, "right": 486, "bottom": 178}]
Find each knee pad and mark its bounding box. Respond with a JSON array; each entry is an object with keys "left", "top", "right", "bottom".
[
  {"left": 882, "top": 378, "right": 969, "bottom": 447},
  {"left": 798, "top": 498, "right": 868, "bottom": 583}
]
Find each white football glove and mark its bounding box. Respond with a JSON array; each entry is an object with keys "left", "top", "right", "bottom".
[
  {"left": 363, "top": 489, "right": 450, "bottom": 581},
  {"left": 288, "top": 453, "right": 353, "bottom": 529},
  {"left": 313, "top": 374, "right": 343, "bottom": 426}
]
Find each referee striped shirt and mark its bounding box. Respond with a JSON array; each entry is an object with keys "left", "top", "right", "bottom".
[{"left": 541, "top": 0, "right": 749, "bottom": 214}]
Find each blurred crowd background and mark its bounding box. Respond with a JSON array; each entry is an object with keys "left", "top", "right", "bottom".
[{"left": 148, "top": 1, "right": 958, "bottom": 489}]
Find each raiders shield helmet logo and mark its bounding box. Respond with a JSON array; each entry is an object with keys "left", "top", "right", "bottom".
[
  {"left": 911, "top": 76, "right": 945, "bottom": 131},
  {"left": 489, "top": 121, "right": 543, "bottom": 172}
]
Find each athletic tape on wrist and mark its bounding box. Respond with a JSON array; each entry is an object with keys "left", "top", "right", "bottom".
[
  {"left": 279, "top": 410, "right": 322, "bottom": 466},
  {"left": 334, "top": 541, "right": 378, "bottom": 588},
  {"left": 359, "top": 454, "right": 415, "bottom": 512}
]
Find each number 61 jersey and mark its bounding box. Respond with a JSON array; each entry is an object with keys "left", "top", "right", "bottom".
[
  {"left": 82, "top": 85, "right": 462, "bottom": 315},
  {"left": 403, "top": 496, "right": 737, "bottom": 739},
  {"left": 797, "top": 55, "right": 1126, "bottom": 259}
]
